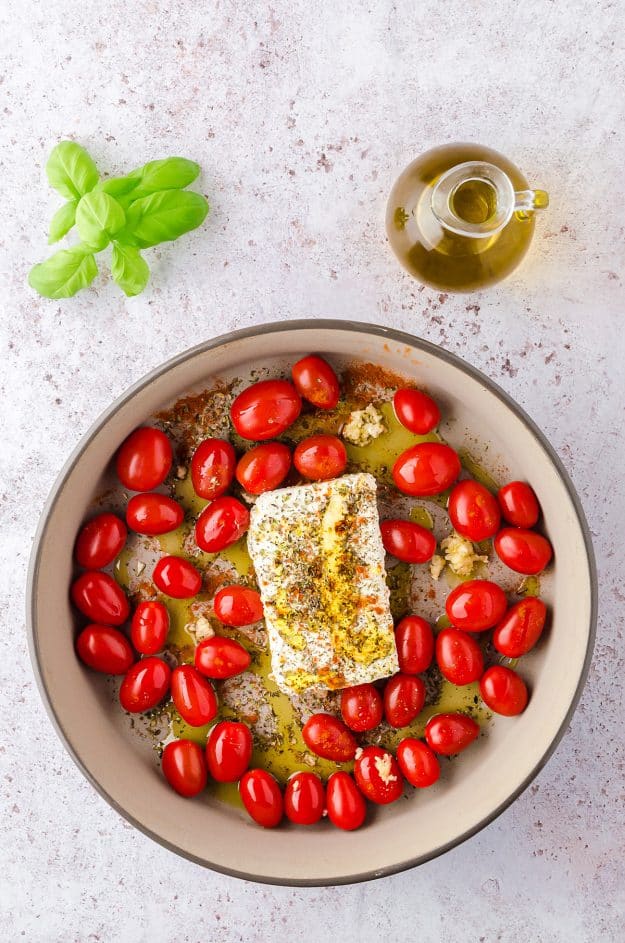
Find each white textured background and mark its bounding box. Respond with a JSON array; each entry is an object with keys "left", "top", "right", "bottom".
[{"left": 1, "top": 1, "right": 624, "bottom": 940}]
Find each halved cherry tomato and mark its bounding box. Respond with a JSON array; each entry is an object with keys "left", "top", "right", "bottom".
[
  {"left": 354, "top": 746, "right": 403, "bottom": 804},
  {"left": 445, "top": 579, "right": 508, "bottom": 632},
  {"left": 393, "top": 442, "right": 461, "bottom": 496},
  {"left": 396, "top": 738, "right": 440, "bottom": 788},
  {"left": 195, "top": 636, "right": 251, "bottom": 679},
  {"left": 480, "top": 666, "right": 529, "bottom": 716},
  {"left": 494, "top": 528, "right": 553, "bottom": 575},
  {"left": 126, "top": 493, "right": 184, "bottom": 535},
  {"left": 153, "top": 556, "right": 202, "bottom": 598},
  {"left": 492, "top": 597, "right": 547, "bottom": 657},
  {"left": 340, "top": 683, "right": 383, "bottom": 732},
  {"left": 119, "top": 657, "right": 171, "bottom": 713},
  {"left": 235, "top": 442, "right": 292, "bottom": 494},
  {"left": 130, "top": 600, "right": 170, "bottom": 654},
  {"left": 230, "top": 380, "right": 301, "bottom": 441},
  {"left": 76, "top": 624, "right": 134, "bottom": 674},
  {"left": 380, "top": 519, "right": 436, "bottom": 564},
  {"left": 293, "top": 435, "right": 347, "bottom": 481},
  {"left": 161, "top": 739, "right": 207, "bottom": 797},
  {"left": 239, "top": 769, "right": 283, "bottom": 827},
  {"left": 284, "top": 772, "right": 325, "bottom": 825},
  {"left": 195, "top": 496, "right": 249, "bottom": 552},
  {"left": 71, "top": 571, "right": 130, "bottom": 625},
  {"left": 291, "top": 355, "right": 340, "bottom": 410},
  {"left": 498, "top": 481, "right": 540, "bottom": 528},
  {"left": 206, "top": 721, "right": 253, "bottom": 782},
  {"left": 171, "top": 665, "right": 218, "bottom": 727},
  {"left": 394, "top": 615, "right": 434, "bottom": 674},
  {"left": 393, "top": 388, "right": 440, "bottom": 434},
  {"left": 436, "top": 628, "right": 484, "bottom": 685},
  {"left": 448, "top": 480, "right": 501, "bottom": 541},
  {"left": 116, "top": 427, "right": 172, "bottom": 492},
  {"left": 213, "top": 585, "right": 263, "bottom": 626},
  {"left": 384, "top": 674, "right": 426, "bottom": 728},
  {"left": 326, "top": 771, "right": 367, "bottom": 831},
  {"left": 425, "top": 713, "right": 479, "bottom": 755},
  {"left": 75, "top": 513, "right": 127, "bottom": 569},
  {"left": 302, "top": 714, "right": 357, "bottom": 762},
  {"left": 190, "top": 438, "right": 236, "bottom": 500}
]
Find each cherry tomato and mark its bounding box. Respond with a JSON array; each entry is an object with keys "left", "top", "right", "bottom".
[
  {"left": 235, "top": 442, "right": 291, "bottom": 494},
  {"left": 190, "top": 438, "right": 236, "bottom": 500},
  {"left": 396, "top": 738, "right": 440, "bottom": 788},
  {"left": 213, "top": 585, "right": 263, "bottom": 626},
  {"left": 116, "top": 427, "right": 172, "bottom": 492},
  {"left": 380, "top": 519, "right": 436, "bottom": 564},
  {"left": 195, "top": 496, "right": 249, "bottom": 552},
  {"left": 239, "top": 769, "right": 283, "bottom": 827},
  {"left": 126, "top": 493, "right": 184, "bottom": 535},
  {"left": 161, "top": 740, "right": 207, "bottom": 797},
  {"left": 302, "top": 713, "right": 357, "bottom": 762},
  {"left": 394, "top": 615, "right": 434, "bottom": 674},
  {"left": 392, "top": 442, "right": 461, "bottom": 496},
  {"left": 492, "top": 597, "right": 547, "bottom": 657},
  {"left": 195, "top": 636, "right": 251, "bottom": 679},
  {"left": 74, "top": 513, "right": 127, "bottom": 569},
  {"left": 436, "top": 628, "right": 484, "bottom": 685},
  {"left": 445, "top": 579, "right": 508, "bottom": 632},
  {"left": 498, "top": 481, "right": 540, "bottom": 528},
  {"left": 76, "top": 624, "right": 134, "bottom": 674},
  {"left": 448, "top": 480, "right": 501, "bottom": 541},
  {"left": 480, "top": 666, "right": 529, "bottom": 716},
  {"left": 71, "top": 571, "right": 130, "bottom": 625},
  {"left": 425, "top": 713, "right": 479, "bottom": 755},
  {"left": 230, "top": 380, "right": 301, "bottom": 441},
  {"left": 354, "top": 746, "right": 403, "bottom": 804},
  {"left": 119, "top": 657, "right": 171, "bottom": 713},
  {"left": 393, "top": 388, "right": 441, "bottom": 434},
  {"left": 384, "top": 674, "right": 426, "bottom": 728},
  {"left": 206, "top": 721, "right": 253, "bottom": 782},
  {"left": 291, "top": 355, "right": 340, "bottom": 410},
  {"left": 326, "top": 771, "right": 366, "bottom": 831},
  {"left": 340, "top": 683, "right": 383, "bottom": 732},
  {"left": 494, "top": 528, "right": 553, "bottom": 575},
  {"left": 293, "top": 435, "right": 347, "bottom": 481},
  {"left": 153, "top": 555, "right": 202, "bottom": 598},
  {"left": 130, "top": 600, "right": 170, "bottom": 654},
  {"left": 284, "top": 772, "right": 325, "bottom": 825},
  {"left": 171, "top": 665, "right": 218, "bottom": 727}
]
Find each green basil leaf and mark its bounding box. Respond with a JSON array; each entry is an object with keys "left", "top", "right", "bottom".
[
  {"left": 111, "top": 243, "right": 150, "bottom": 297},
  {"left": 46, "top": 141, "right": 99, "bottom": 201},
  {"left": 119, "top": 190, "right": 209, "bottom": 248},
  {"left": 28, "top": 246, "right": 98, "bottom": 299},
  {"left": 48, "top": 200, "right": 78, "bottom": 244},
  {"left": 97, "top": 176, "right": 142, "bottom": 200},
  {"left": 75, "top": 191, "right": 126, "bottom": 250},
  {"left": 124, "top": 158, "right": 200, "bottom": 199}
]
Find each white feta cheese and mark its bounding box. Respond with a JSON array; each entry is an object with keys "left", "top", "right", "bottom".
[{"left": 341, "top": 404, "right": 386, "bottom": 447}]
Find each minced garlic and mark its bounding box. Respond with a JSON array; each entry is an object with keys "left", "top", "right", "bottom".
[
  {"left": 185, "top": 614, "right": 215, "bottom": 642},
  {"left": 440, "top": 530, "right": 489, "bottom": 577},
  {"left": 429, "top": 554, "right": 446, "bottom": 581},
  {"left": 341, "top": 404, "right": 386, "bottom": 447},
  {"left": 373, "top": 752, "right": 397, "bottom": 785}
]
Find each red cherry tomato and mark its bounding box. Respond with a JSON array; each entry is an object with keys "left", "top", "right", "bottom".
[
  {"left": 76, "top": 624, "right": 134, "bottom": 674},
  {"left": 235, "top": 442, "right": 292, "bottom": 494},
  {"left": 448, "top": 480, "right": 501, "bottom": 541},
  {"left": 126, "top": 493, "right": 184, "bottom": 535},
  {"left": 302, "top": 713, "right": 357, "bottom": 762},
  {"left": 392, "top": 442, "right": 461, "bottom": 496},
  {"left": 75, "top": 513, "right": 127, "bottom": 569},
  {"left": 354, "top": 746, "right": 403, "bottom": 804},
  {"left": 494, "top": 528, "right": 553, "bottom": 575},
  {"left": 190, "top": 438, "right": 236, "bottom": 500},
  {"left": 195, "top": 636, "right": 251, "bottom": 679},
  {"left": 119, "top": 657, "right": 171, "bottom": 713},
  {"left": 480, "top": 666, "right": 529, "bottom": 716},
  {"left": 161, "top": 739, "right": 207, "bottom": 797},
  {"left": 498, "top": 481, "right": 540, "bottom": 528},
  {"left": 291, "top": 355, "right": 340, "bottom": 410},
  {"left": 326, "top": 771, "right": 367, "bottom": 831},
  {"left": 393, "top": 388, "right": 441, "bottom": 434},
  {"left": 195, "top": 496, "right": 249, "bottom": 552},
  {"left": 130, "top": 600, "right": 170, "bottom": 655},
  {"left": 425, "top": 713, "right": 479, "bottom": 755},
  {"left": 239, "top": 769, "right": 283, "bottom": 827},
  {"left": 206, "top": 721, "right": 253, "bottom": 782},
  {"left": 116, "top": 427, "right": 172, "bottom": 492},
  {"left": 153, "top": 556, "right": 202, "bottom": 598},
  {"left": 384, "top": 674, "right": 426, "bottom": 728},
  {"left": 492, "top": 597, "right": 547, "bottom": 657},
  {"left": 213, "top": 585, "right": 263, "bottom": 626},
  {"left": 445, "top": 579, "right": 508, "bottom": 632},
  {"left": 396, "top": 738, "right": 441, "bottom": 788},
  {"left": 394, "top": 616, "right": 434, "bottom": 674},
  {"left": 293, "top": 435, "right": 347, "bottom": 481},
  {"left": 171, "top": 665, "right": 218, "bottom": 727},
  {"left": 230, "top": 380, "right": 301, "bottom": 441},
  {"left": 340, "top": 683, "right": 383, "bottom": 732},
  {"left": 436, "top": 628, "right": 484, "bottom": 686},
  {"left": 380, "top": 519, "right": 436, "bottom": 564},
  {"left": 71, "top": 571, "right": 130, "bottom": 625},
  {"left": 284, "top": 772, "right": 325, "bottom": 825}
]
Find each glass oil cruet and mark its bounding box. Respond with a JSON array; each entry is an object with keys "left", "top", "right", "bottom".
[{"left": 386, "top": 143, "right": 549, "bottom": 292}]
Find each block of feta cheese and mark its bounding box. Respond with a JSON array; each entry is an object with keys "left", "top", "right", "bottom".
[{"left": 248, "top": 473, "right": 399, "bottom": 696}]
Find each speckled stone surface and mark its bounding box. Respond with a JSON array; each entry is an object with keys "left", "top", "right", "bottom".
[{"left": 1, "top": 1, "right": 624, "bottom": 940}]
